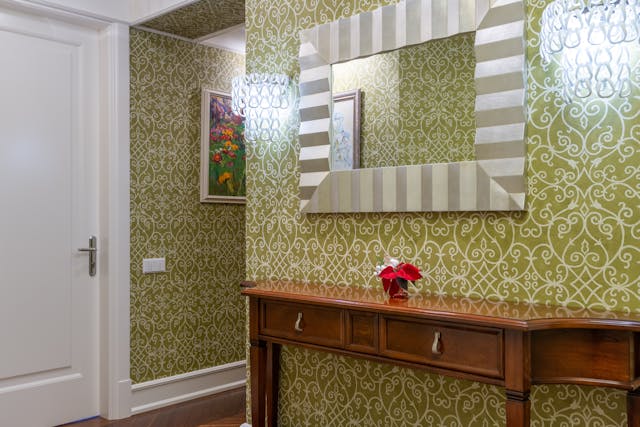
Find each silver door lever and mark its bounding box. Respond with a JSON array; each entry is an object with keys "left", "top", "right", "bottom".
[{"left": 78, "top": 235, "right": 97, "bottom": 277}]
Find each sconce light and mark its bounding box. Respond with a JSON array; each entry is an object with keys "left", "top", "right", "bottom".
[
  {"left": 540, "top": 0, "right": 639, "bottom": 101},
  {"left": 231, "top": 73, "right": 291, "bottom": 142}
]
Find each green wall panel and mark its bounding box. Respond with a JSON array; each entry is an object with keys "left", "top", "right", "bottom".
[
  {"left": 245, "top": 0, "right": 639, "bottom": 424},
  {"left": 130, "top": 29, "right": 246, "bottom": 383}
]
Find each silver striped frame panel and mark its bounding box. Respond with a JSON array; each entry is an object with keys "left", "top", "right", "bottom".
[{"left": 298, "top": 0, "right": 526, "bottom": 213}]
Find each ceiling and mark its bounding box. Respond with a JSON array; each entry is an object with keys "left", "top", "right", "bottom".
[{"left": 136, "top": 0, "right": 246, "bottom": 53}]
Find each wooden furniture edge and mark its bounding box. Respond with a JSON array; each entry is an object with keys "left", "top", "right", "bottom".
[{"left": 241, "top": 284, "right": 640, "bottom": 332}]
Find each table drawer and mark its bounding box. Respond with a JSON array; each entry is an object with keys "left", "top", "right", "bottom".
[
  {"left": 380, "top": 316, "right": 504, "bottom": 378},
  {"left": 260, "top": 300, "right": 344, "bottom": 347}
]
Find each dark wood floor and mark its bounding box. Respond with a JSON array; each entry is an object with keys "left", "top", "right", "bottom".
[{"left": 61, "top": 387, "right": 246, "bottom": 427}]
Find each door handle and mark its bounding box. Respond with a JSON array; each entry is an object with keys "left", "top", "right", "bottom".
[{"left": 77, "top": 235, "right": 97, "bottom": 277}]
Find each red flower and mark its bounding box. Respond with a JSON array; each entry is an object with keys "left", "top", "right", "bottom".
[
  {"left": 377, "top": 262, "right": 422, "bottom": 298},
  {"left": 378, "top": 263, "right": 422, "bottom": 281},
  {"left": 396, "top": 263, "right": 422, "bottom": 281},
  {"left": 212, "top": 153, "right": 222, "bottom": 163}
]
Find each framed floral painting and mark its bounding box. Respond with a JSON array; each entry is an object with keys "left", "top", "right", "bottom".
[
  {"left": 331, "top": 89, "right": 361, "bottom": 171},
  {"left": 200, "top": 89, "right": 246, "bottom": 203}
]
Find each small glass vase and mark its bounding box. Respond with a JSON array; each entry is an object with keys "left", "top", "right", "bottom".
[{"left": 382, "top": 278, "right": 409, "bottom": 299}]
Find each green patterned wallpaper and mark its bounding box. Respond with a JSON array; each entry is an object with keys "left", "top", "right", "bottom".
[
  {"left": 333, "top": 49, "right": 401, "bottom": 169},
  {"left": 130, "top": 28, "right": 246, "bottom": 383},
  {"left": 138, "top": 0, "right": 245, "bottom": 40},
  {"left": 245, "top": 0, "right": 639, "bottom": 425},
  {"left": 333, "top": 33, "right": 476, "bottom": 168}
]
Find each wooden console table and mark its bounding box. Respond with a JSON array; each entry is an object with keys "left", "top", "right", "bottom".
[{"left": 242, "top": 280, "right": 640, "bottom": 427}]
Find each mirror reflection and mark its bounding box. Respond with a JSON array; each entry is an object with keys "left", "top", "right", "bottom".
[{"left": 332, "top": 32, "right": 477, "bottom": 170}]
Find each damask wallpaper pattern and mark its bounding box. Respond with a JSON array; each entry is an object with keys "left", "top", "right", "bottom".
[
  {"left": 333, "top": 49, "right": 401, "bottom": 169},
  {"left": 137, "top": 0, "right": 244, "bottom": 40},
  {"left": 130, "top": 29, "right": 246, "bottom": 383},
  {"left": 334, "top": 33, "right": 476, "bottom": 168},
  {"left": 244, "top": 0, "right": 639, "bottom": 424}
]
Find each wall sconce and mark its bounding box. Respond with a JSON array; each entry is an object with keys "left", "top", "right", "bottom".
[
  {"left": 231, "top": 73, "right": 291, "bottom": 142},
  {"left": 540, "top": 0, "right": 639, "bottom": 101}
]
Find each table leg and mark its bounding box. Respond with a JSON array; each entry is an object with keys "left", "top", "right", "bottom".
[
  {"left": 506, "top": 390, "right": 530, "bottom": 427},
  {"left": 250, "top": 340, "right": 267, "bottom": 427},
  {"left": 266, "top": 342, "right": 281, "bottom": 427},
  {"left": 505, "top": 330, "right": 531, "bottom": 427},
  {"left": 629, "top": 390, "right": 640, "bottom": 427}
]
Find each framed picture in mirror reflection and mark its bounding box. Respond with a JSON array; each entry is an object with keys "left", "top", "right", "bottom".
[{"left": 331, "top": 89, "right": 361, "bottom": 171}]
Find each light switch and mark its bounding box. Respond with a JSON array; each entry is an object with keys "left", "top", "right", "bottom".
[{"left": 143, "top": 257, "right": 166, "bottom": 274}]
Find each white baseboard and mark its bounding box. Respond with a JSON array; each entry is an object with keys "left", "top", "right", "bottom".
[{"left": 130, "top": 360, "right": 246, "bottom": 415}]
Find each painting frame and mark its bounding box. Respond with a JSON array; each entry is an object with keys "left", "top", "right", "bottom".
[
  {"left": 200, "top": 88, "right": 247, "bottom": 204},
  {"left": 331, "top": 89, "right": 361, "bottom": 171}
]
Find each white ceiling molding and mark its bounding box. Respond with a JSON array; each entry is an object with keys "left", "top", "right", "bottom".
[
  {"left": 11, "top": 0, "right": 199, "bottom": 24},
  {"left": 198, "top": 24, "right": 246, "bottom": 54}
]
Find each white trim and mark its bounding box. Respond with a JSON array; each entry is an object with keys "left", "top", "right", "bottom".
[
  {"left": 6, "top": 0, "right": 200, "bottom": 25},
  {"left": 130, "top": 361, "right": 247, "bottom": 415},
  {"left": 0, "top": 0, "right": 111, "bottom": 26},
  {"left": 133, "top": 25, "right": 197, "bottom": 44},
  {"left": 98, "top": 22, "right": 132, "bottom": 420},
  {"left": 195, "top": 22, "right": 245, "bottom": 43},
  {"left": 198, "top": 24, "right": 246, "bottom": 54}
]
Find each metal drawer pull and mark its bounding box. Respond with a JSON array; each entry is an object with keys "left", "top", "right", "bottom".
[
  {"left": 294, "top": 312, "right": 303, "bottom": 332},
  {"left": 432, "top": 331, "right": 442, "bottom": 355}
]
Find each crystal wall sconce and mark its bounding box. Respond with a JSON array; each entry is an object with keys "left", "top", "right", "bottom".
[
  {"left": 540, "top": 0, "right": 640, "bottom": 101},
  {"left": 231, "top": 73, "right": 291, "bottom": 142}
]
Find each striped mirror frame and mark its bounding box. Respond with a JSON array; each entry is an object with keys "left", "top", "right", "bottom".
[{"left": 297, "top": 0, "right": 527, "bottom": 213}]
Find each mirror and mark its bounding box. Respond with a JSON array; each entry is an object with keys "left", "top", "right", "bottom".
[
  {"left": 332, "top": 33, "right": 476, "bottom": 169},
  {"left": 298, "top": 0, "right": 527, "bottom": 213}
]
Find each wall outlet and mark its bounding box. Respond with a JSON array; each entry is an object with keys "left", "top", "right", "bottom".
[{"left": 143, "top": 257, "right": 166, "bottom": 274}]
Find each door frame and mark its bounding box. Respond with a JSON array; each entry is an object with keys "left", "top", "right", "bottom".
[
  {"left": 98, "top": 21, "right": 132, "bottom": 420},
  {"left": 0, "top": 0, "right": 133, "bottom": 420}
]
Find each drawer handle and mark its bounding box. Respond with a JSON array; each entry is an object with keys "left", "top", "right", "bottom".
[
  {"left": 294, "top": 312, "right": 303, "bottom": 332},
  {"left": 432, "top": 331, "right": 442, "bottom": 355}
]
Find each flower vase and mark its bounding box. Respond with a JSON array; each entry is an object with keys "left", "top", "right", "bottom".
[{"left": 382, "top": 277, "right": 409, "bottom": 299}]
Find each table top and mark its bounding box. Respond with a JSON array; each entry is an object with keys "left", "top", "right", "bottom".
[{"left": 242, "top": 280, "right": 640, "bottom": 331}]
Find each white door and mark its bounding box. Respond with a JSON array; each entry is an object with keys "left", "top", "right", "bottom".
[{"left": 0, "top": 5, "right": 100, "bottom": 427}]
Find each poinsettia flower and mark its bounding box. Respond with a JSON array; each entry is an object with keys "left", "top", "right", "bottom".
[
  {"left": 396, "top": 263, "right": 422, "bottom": 281},
  {"left": 378, "top": 265, "right": 398, "bottom": 280},
  {"left": 375, "top": 257, "right": 423, "bottom": 299},
  {"left": 377, "top": 263, "right": 422, "bottom": 281}
]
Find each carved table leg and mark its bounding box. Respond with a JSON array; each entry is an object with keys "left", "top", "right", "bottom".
[
  {"left": 505, "top": 330, "right": 531, "bottom": 427},
  {"left": 266, "top": 342, "right": 281, "bottom": 427},
  {"left": 629, "top": 390, "right": 640, "bottom": 427}
]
